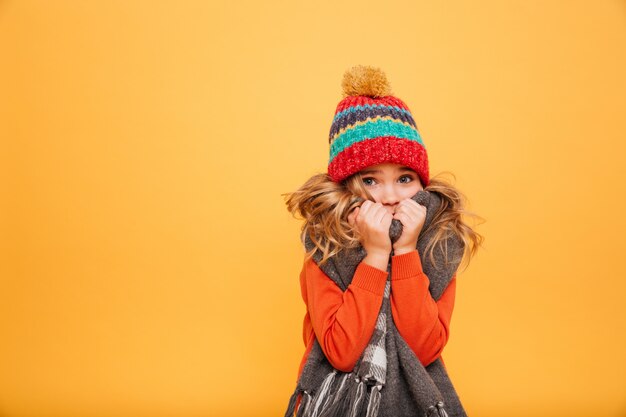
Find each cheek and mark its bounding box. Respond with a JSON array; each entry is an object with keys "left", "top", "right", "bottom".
[
  {"left": 368, "top": 190, "right": 383, "bottom": 203},
  {"left": 401, "top": 183, "right": 422, "bottom": 198}
]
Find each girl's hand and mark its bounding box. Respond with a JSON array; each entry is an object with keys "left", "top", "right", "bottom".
[
  {"left": 392, "top": 199, "right": 427, "bottom": 256},
  {"left": 348, "top": 201, "right": 393, "bottom": 269}
]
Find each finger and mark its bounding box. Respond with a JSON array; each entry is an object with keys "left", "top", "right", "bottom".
[
  {"left": 393, "top": 212, "right": 412, "bottom": 226},
  {"left": 394, "top": 205, "right": 416, "bottom": 221},
  {"left": 399, "top": 199, "right": 420, "bottom": 213},
  {"left": 359, "top": 200, "right": 373, "bottom": 218},
  {"left": 348, "top": 207, "right": 360, "bottom": 225},
  {"left": 371, "top": 203, "right": 388, "bottom": 225},
  {"left": 381, "top": 211, "right": 393, "bottom": 227},
  {"left": 362, "top": 201, "right": 378, "bottom": 219},
  {"left": 402, "top": 198, "right": 420, "bottom": 206},
  {"left": 400, "top": 201, "right": 425, "bottom": 218}
]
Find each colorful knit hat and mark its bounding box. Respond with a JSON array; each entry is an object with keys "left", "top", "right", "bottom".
[{"left": 327, "top": 65, "right": 429, "bottom": 187}]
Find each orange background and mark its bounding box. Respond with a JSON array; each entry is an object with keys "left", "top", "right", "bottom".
[{"left": 1, "top": 1, "right": 625, "bottom": 416}]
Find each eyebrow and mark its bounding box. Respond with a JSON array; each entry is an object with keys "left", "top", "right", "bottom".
[{"left": 360, "top": 167, "right": 415, "bottom": 175}]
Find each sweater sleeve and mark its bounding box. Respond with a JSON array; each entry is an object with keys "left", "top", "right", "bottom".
[
  {"left": 301, "top": 257, "right": 388, "bottom": 372},
  {"left": 389, "top": 250, "right": 457, "bottom": 367},
  {"left": 299, "top": 263, "right": 313, "bottom": 347}
]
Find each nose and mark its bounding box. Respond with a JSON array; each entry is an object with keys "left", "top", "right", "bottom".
[{"left": 380, "top": 184, "right": 399, "bottom": 206}]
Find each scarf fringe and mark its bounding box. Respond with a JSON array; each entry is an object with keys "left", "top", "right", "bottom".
[
  {"left": 308, "top": 370, "right": 337, "bottom": 417},
  {"left": 313, "top": 375, "right": 381, "bottom": 417},
  {"left": 286, "top": 382, "right": 449, "bottom": 417},
  {"left": 297, "top": 391, "right": 313, "bottom": 417},
  {"left": 426, "top": 401, "right": 449, "bottom": 417},
  {"left": 348, "top": 378, "right": 366, "bottom": 417},
  {"left": 317, "top": 372, "right": 351, "bottom": 417},
  {"left": 284, "top": 389, "right": 299, "bottom": 417},
  {"left": 284, "top": 371, "right": 382, "bottom": 417},
  {"left": 365, "top": 384, "right": 382, "bottom": 417}
]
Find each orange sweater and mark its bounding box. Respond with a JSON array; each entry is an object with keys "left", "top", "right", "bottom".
[{"left": 296, "top": 250, "right": 457, "bottom": 381}]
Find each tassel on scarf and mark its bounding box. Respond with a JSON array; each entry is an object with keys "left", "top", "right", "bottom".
[
  {"left": 290, "top": 371, "right": 355, "bottom": 417},
  {"left": 284, "top": 389, "right": 300, "bottom": 417},
  {"left": 348, "top": 378, "right": 366, "bottom": 417},
  {"left": 322, "top": 377, "right": 380, "bottom": 417},
  {"left": 426, "top": 401, "right": 449, "bottom": 417},
  {"left": 308, "top": 370, "right": 337, "bottom": 417},
  {"left": 318, "top": 374, "right": 364, "bottom": 417},
  {"left": 316, "top": 372, "right": 351, "bottom": 417},
  {"left": 296, "top": 391, "right": 313, "bottom": 417},
  {"left": 436, "top": 401, "right": 449, "bottom": 417},
  {"left": 365, "top": 384, "right": 382, "bottom": 417}
]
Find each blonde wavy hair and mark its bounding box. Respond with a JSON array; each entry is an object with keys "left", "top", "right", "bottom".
[{"left": 283, "top": 170, "right": 485, "bottom": 272}]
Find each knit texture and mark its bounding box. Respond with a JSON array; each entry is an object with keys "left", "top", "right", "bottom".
[
  {"left": 284, "top": 190, "right": 468, "bottom": 417},
  {"left": 327, "top": 66, "right": 429, "bottom": 187}
]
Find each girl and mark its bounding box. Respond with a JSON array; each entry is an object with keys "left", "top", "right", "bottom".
[{"left": 283, "top": 65, "right": 484, "bottom": 417}]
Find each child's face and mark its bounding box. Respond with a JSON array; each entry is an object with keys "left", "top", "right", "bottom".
[{"left": 359, "top": 163, "right": 423, "bottom": 214}]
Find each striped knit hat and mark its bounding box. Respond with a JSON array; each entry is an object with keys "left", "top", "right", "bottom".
[{"left": 327, "top": 65, "right": 429, "bottom": 187}]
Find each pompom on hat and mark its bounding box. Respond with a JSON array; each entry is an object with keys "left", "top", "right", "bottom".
[{"left": 327, "top": 65, "right": 430, "bottom": 187}]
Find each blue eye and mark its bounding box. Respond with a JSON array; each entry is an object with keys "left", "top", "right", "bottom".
[
  {"left": 362, "top": 177, "right": 375, "bottom": 186},
  {"left": 399, "top": 175, "right": 413, "bottom": 184}
]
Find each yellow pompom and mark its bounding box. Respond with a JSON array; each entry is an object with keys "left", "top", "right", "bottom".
[{"left": 341, "top": 65, "right": 393, "bottom": 98}]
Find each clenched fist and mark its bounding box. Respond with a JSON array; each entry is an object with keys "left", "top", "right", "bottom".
[
  {"left": 348, "top": 200, "right": 393, "bottom": 270},
  {"left": 392, "top": 198, "right": 426, "bottom": 255}
]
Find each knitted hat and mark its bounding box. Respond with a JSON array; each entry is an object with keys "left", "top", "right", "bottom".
[{"left": 327, "top": 65, "right": 429, "bottom": 187}]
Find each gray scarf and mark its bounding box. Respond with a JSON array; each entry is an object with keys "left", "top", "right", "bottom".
[{"left": 284, "top": 190, "right": 468, "bottom": 417}]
